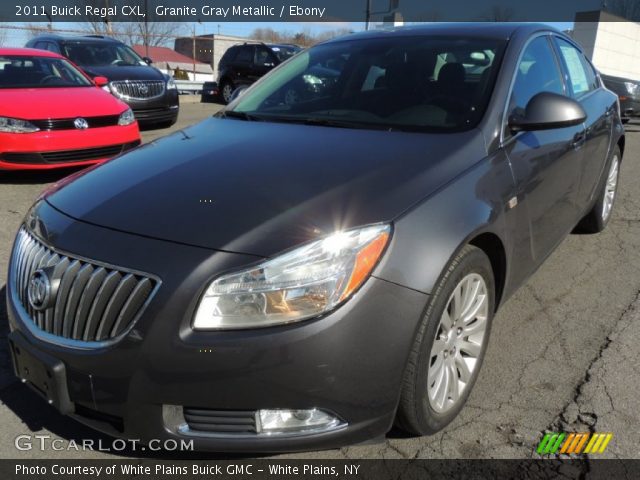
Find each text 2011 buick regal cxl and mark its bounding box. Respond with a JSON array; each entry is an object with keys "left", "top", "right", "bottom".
[{"left": 7, "top": 24, "right": 624, "bottom": 452}]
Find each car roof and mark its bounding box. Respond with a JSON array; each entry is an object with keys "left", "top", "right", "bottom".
[
  {"left": 0, "top": 47, "right": 62, "bottom": 58},
  {"left": 323, "top": 23, "right": 558, "bottom": 43},
  {"left": 267, "top": 44, "right": 301, "bottom": 50},
  {"left": 29, "top": 34, "right": 120, "bottom": 44}
]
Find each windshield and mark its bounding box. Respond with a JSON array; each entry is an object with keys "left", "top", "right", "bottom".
[
  {"left": 230, "top": 36, "right": 506, "bottom": 132},
  {"left": 63, "top": 41, "right": 145, "bottom": 67},
  {"left": 0, "top": 55, "right": 93, "bottom": 88}
]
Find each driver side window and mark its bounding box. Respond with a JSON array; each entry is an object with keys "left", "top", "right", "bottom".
[{"left": 508, "top": 36, "right": 565, "bottom": 124}]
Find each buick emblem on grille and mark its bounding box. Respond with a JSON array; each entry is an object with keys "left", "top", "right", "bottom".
[
  {"left": 28, "top": 269, "right": 54, "bottom": 311},
  {"left": 138, "top": 84, "right": 149, "bottom": 94},
  {"left": 74, "top": 117, "right": 89, "bottom": 130}
]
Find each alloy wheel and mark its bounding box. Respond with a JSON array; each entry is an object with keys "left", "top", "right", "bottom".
[
  {"left": 222, "top": 84, "right": 234, "bottom": 104},
  {"left": 427, "top": 273, "right": 489, "bottom": 413},
  {"left": 601, "top": 156, "right": 619, "bottom": 222}
]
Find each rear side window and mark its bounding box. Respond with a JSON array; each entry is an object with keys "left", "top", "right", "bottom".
[
  {"left": 555, "top": 38, "right": 598, "bottom": 97},
  {"left": 509, "top": 36, "right": 564, "bottom": 117},
  {"left": 220, "top": 47, "right": 238, "bottom": 66}
]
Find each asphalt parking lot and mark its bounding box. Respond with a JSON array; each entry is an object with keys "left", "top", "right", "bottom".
[{"left": 1, "top": 102, "right": 639, "bottom": 460}]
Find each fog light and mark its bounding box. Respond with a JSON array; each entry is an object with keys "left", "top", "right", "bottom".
[{"left": 256, "top": 409, "right": 343, "bottom": 434}]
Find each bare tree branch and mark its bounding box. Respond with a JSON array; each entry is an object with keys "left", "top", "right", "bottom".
[{"left": 250, "top": 27, "right": 351, "bottom": 47}]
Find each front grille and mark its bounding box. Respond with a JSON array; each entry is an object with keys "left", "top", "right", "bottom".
[
  {"left": 30, "top": 115, "right": 120, "bottom": 131},
  {"left": 2, "top": 141, "right": 140, "bottom": 164},
  {"left": 10, "top": 228, "right": 158, "bottom": 344},
  {"left": 183, "top": 408, "right": 257, "bottom": 434},
  {"left": 111, "top": 80, "right": 165, "bottom": 100}
]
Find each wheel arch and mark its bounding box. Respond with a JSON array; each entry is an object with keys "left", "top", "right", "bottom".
[
  {"left": 469, "top": 232, "right": 507, "bottom": 311},
  {"left": 617, "top": 134, "right": 625, "bottom": 159}
]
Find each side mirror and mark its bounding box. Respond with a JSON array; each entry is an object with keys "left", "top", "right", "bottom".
[
  {"left": 93, "top": 76, "right": 109, "bottom": 87},
  {"left": 142, "top": 56, "right": 153, "bottom": 65},
  {"left": 229, "top": 86, "right": 248, "bottom": 102},
  {"left": 509, "top": 92, "right": 587, "bottom": 132}
]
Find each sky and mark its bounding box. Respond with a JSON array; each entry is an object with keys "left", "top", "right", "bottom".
[
  {"left": 1, "top": 21, "right": 363, "bottom": 47},
  {"left": 1, "top": 21, "right": 574, "bottom": 48}
]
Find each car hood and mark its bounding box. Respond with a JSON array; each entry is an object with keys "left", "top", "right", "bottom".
[
  {"left": 45, "top": 117, "right": 486, "bottom": 257},
  {"left": 0, "top": 87, "right": 128, "bottom": 119},
  {"left": 79, "top": 65, "right": 165, "bottom": 81}
]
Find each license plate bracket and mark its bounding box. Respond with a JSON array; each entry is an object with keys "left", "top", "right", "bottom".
[{"left": 9, "top": 332, "right": 74, "bottom": 415}]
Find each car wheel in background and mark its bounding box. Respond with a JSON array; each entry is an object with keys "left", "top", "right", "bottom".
[
  {"left": 396, "top": 245, "right": 495, "bottom": 435},
  {"left": 575, "top": 146, "right": 621, "bottom": 233},
  {"left": 220, "top": 80, "right": 235, "bottom": 104}
]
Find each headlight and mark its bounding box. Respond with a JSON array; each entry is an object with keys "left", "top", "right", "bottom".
[
  {"left": 118, "top": 108, "right": 135, "bottom": 126},
  {"left": 166, "top": 78, "right": 177, "bottom": 90},
  {"left": 193, "top": 224, "right": 391, "bottom": 330},
  {"left": 624, "top": 81, "right": 638, "bottom": 96},
  {"left": 0, "top": 117, "right": 39, "bottom": 133}
]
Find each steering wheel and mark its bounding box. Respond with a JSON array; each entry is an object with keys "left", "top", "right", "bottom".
[{"left": 426, "top": 94, "right": 470, "bottom": 114}]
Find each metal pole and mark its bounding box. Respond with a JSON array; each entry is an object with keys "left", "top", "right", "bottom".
[
  {"left": 144, "top": 0, "right": 149, "bottom": 57},
  {"left": 192, "top": 24, "right": 196, "bottom": 81},
  {"left": 365, "top": 0, "right": 371, "bottom": 30}
]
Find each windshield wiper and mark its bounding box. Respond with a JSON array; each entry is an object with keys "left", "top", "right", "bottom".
[
  {"left": 302, "top": 117, "right": 395, "bottom": 131},
  {"left": 218, "top": 110, "right": 264, "bottom": 121}
]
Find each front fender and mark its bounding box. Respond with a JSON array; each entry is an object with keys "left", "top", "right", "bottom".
[{"left": 373, "top": 152, "right": 516, "bottom": 299}]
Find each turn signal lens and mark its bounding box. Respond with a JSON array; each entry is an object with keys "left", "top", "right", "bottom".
[{"left": 193, "top": 224, "right": 391, "bottom": 330}]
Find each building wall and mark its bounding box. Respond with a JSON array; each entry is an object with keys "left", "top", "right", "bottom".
[
  {"left": 573, "top": 11, "right": 640, "bottom": 80},
  {"left": 174, "top": 34, "right": 253, "bottom": 80}
]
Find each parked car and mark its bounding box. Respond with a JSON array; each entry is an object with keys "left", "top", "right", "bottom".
[
  {"left": 0, "top": 48, "right": 140, "bottom": 171},
  {"left": 600, "top": 73, "right": 640, "bottom": 123},
  {"left": 217, "top": 42, "right": 301, "bottom": 104},
  {"left": 7, "top": 24, "right": 623, "bottom": 451},
  {"left": 200, "top": 81, "right": 219, "bottom": 103},
  {"left": 26, "top": 35, "right": 179, "bottom": 128}
]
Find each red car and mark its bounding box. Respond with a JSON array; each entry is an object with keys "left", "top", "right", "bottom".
[{"left": 0, "top": 48, "right": 140, "bottom": 170}]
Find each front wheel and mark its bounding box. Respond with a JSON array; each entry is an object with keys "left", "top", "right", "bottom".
[
  {"left": 575, "top": 146, "right": 621, "bottom": 233},
  {"left": 396, "top": 245, "right": 495, "bottom": 435}
]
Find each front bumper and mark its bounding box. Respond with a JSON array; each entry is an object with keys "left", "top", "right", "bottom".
[
  {"left": 0, "top": 125, "right": 140, "bottom": 170},
  {"left": 618, "top": 96, "right": 640, "bottom": 119},
  {"left": 6, "top": 201, "right": 427, "bottom": 452},
  {"left": 124, "top": 90, "right": 179, "bottom": 126}
]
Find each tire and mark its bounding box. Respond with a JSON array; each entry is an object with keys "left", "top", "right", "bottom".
[
  {"left": 396, "top": 245, "right": 495, "bottom": 435},
  {"left": 575, "top": 146, "right": 621, "bottom": 234},
  {"left": 220, "top": 80, "right": 235, "bottom": 105}
]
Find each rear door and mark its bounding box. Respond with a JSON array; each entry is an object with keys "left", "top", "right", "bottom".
[
  {"left": 504, "top": 35, "right": 585, "bottom": 275},
  {"left": 552, "top": 36, "right": 614, "bottom": 209},
  {"left": 251, "top": 46, "right": 278, "bottom": 81},
  {"left": 233, "top": 46, "right": 256, "bottom": 87}
]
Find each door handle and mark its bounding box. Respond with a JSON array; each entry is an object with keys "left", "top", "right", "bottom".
[{"left": 571, "top": 131, "right": 586, "bottom": 149}]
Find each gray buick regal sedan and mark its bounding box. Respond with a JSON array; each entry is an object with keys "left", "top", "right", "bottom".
[{"left": 7, "top": 23, "right": 624, "bottom": 452}]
